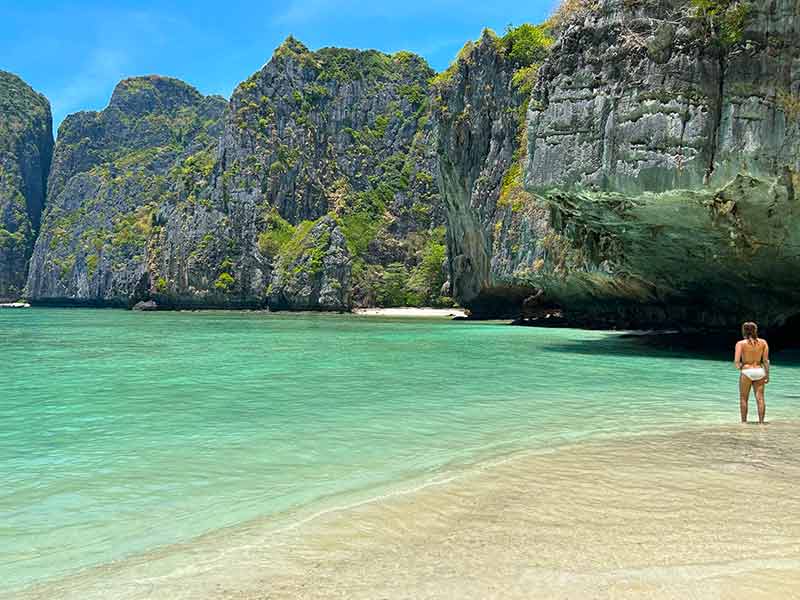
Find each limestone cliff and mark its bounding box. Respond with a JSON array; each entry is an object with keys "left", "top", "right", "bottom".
[
  {"left": 26, "top": 41, "right": 446, "bottom": 310},
  {"left": 27, "top": 76, "right": 226, "bottom": 306},
  {"left": 525, "top": 0, "right": 800, "bottom": 329},
  {"left": 431, "top": 1, "right": 800, "bottom": 329},
  {"left": 0, "top": 71, "right": 53, "bottom": 300},
  {"left": 16, "top": 3, "right": 800, "bottom": 327},
  {"left": 213, "top": 38, "right": 445, "bottom": 309},
  {"left": 432, "top": 27, "right": 570, "bottom": 317}
]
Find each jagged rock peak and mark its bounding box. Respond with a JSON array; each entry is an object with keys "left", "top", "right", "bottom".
[
  {"left": 26, "top": 72, "right": 227, "bottom": 306},
  {"left": 48, "top": 74, "right": 226, "bottom": 200},
  {"left": 26, "top": 38, "right": 446, "bottom": 311},
  {"left": 274, "top": 35, "right": 311, "bottom": 57},
  {"left": 431, "top": 23, "right": 556, "bottom": 316},
  {"left": 0, "top": 70, "right": 52, "bottom": 130}
]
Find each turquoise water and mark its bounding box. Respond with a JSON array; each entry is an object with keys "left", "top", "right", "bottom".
[{"left": 2, "top": 308, "right": 799, "bottom": 593}]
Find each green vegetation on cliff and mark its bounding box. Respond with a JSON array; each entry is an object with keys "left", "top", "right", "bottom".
[
  {"left": 0, "top": 72, "right": 51, "bottom": 146},
  {"left": 499, "top": 23, "right": 554, "bottom": 69},
  {"left": 27, "top": 75, "right": 225, "bottom": 303},
  {"left": 433, "top": 24, "right": 553, "bottom": 104},
  {"left": 691, "top": 0, "right": 750, "bottom": 48},
  {"left": 0, "top": 70, "right": 53, "bottom": 299},
  {"left": 258, "top": 208, "right": 296, "bottom": 257}
]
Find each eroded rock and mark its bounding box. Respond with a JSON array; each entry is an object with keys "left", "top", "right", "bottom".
[{"left": 524, "top": 0, "right": 800, "bottom": 329}]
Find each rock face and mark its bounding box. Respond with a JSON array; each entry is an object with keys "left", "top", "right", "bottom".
[
  {"left": 132, "top": 299, "right": 158, "bottom": 311},
  {"left": 430, "top": 2, "right": 800, "bottom": 329},
  {"left": 523, "top": 0, "right": 800, "bottom": 329},
  {"left": 27, "top": 76, "right": 227, "bottom": 306},
  {"left": 0, "top": 71, "right": 53, "bottom": 300},
  {"left": 213, "top": 38, "right": 445, "bottom": 310},
  {"left": 432, "top": 29, "right": 569, "bottom": 317},
  {"left": 27, "top": 41, "right": 446, "bottom": 310}
]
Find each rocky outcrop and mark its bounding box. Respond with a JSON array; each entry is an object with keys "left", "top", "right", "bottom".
[
  {"left": 0, "top": 71, "right": 53, "bottom": 300},
  {"left": 430, "top": 2, "right": 800, "bottom": 329},
  {"left": 523, "top": 0, "right": 800, "bottom": 329},
  {"left": 132, "top": 299, "right": 158, "bottom": 311},
  {"left": 267, "top": 215, "right": 352, "bottom": 310},
  {"left": 26, "top": 41, "right": 447, "bottom": 310}
]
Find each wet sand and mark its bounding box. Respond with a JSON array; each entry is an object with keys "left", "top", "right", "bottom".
[{"left": 14, "top": 422, "right": 800, "bottom": 600}]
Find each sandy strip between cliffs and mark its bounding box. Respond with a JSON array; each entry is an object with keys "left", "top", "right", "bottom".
[{"left": 353, "top": 307, "right": 467, "bottom": 318}]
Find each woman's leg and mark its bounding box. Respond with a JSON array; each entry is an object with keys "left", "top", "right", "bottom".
[
  {"left": 739, "top": 374, "right": 752, "bottom": 422},
  {"left": 753, "top": 379, "right": 766, "bottom": 424}
]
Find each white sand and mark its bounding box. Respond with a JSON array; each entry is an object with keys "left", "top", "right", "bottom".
[
  {"left": 19, "top": 423, "right": 800, "bottom": 600},
  {"left": 353, "top": 307, "right": 467, "bottom": 318}
]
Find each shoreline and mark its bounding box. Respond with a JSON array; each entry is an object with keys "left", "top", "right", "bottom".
[
  {"left": 11, "top": 420, "right": 800, "bottom": 600},
  {"left": 13, "top": 304, "right": 472, "bottom": 320},
  {"left": 352, "top": 306, "right": 467, "bottom": 318}
]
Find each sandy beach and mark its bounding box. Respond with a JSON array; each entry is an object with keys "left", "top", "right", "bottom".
[
  {"left": 16, "top": 421, "right": 800, "bottom": 600},
  {"left": 352, "top": 307, "right": 468, "bottom": 318}
]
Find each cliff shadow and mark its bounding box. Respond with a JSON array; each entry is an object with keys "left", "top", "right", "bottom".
[{"left": 537, "top": 324, "right": 800, "bottom": 365}]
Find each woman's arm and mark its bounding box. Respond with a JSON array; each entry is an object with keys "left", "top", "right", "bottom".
[
  {"left": 734, "top": 341, "right": 742, "bottom": 370},
  {"left": 763, "top": 341, "right": 770, "bottom": 383}
]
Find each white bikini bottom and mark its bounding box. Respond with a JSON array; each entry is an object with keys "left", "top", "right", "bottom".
[{"left": 741, "top": 367, "right": 766, "bottom": 381}]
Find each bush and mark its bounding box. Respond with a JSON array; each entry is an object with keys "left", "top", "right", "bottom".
[
  {"left": 178, "top": 150, "right": 214, "bottom": 193},
  {"left": 511, "top": 64, "right": 541, "bottom": 97},
  {"left": 258, "top": 209, "right": 295, "bottom": 257},
  {"left": 407, "top": 229, "right": 447, "bottom": 306},
  {"left": 500, "top": 24, "right": 554, "bottom": 68},
  {"left": 376, "top": 262, "right": 411, "bottom": 306},
  {"left": 338, "top": 211, "right": 381, "bottom": 257},
  {"left": 691, "top": 0, "right": 749, "bottom": 48},
  {"left": 111, "top": 205, "right": 154, "bottom": 252},
  {"left": 214, "top": 272, "right": 235, "bottom": 292},
  {"left": 398, "top": 83, "right": 426, "bottom": 107}
]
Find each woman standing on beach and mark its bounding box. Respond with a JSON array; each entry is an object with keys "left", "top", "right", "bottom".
[{"left": 734, "top": 322, "right": 770, "bottom": 424}]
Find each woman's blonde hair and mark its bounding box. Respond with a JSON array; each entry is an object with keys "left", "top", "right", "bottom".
[{"left": 742, "top": 321, "right": 758, "bottom": 342}]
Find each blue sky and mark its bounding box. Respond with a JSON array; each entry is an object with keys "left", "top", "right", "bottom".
[{"left": 0, "top": 0, "right": 556, "bottom": 132}]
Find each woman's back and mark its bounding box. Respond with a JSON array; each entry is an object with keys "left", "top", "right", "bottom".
[{"left": 740, "top": 338, "right": 767, "bottom": 366}]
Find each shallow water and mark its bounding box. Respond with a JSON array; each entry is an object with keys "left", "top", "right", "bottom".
[{"left": 2, "top": 309, "right": 799, "bottom": 597}]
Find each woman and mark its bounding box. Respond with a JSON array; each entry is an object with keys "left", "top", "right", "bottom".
[{"left": 734, "top": 322, "right": 770, "bottom": 424}]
